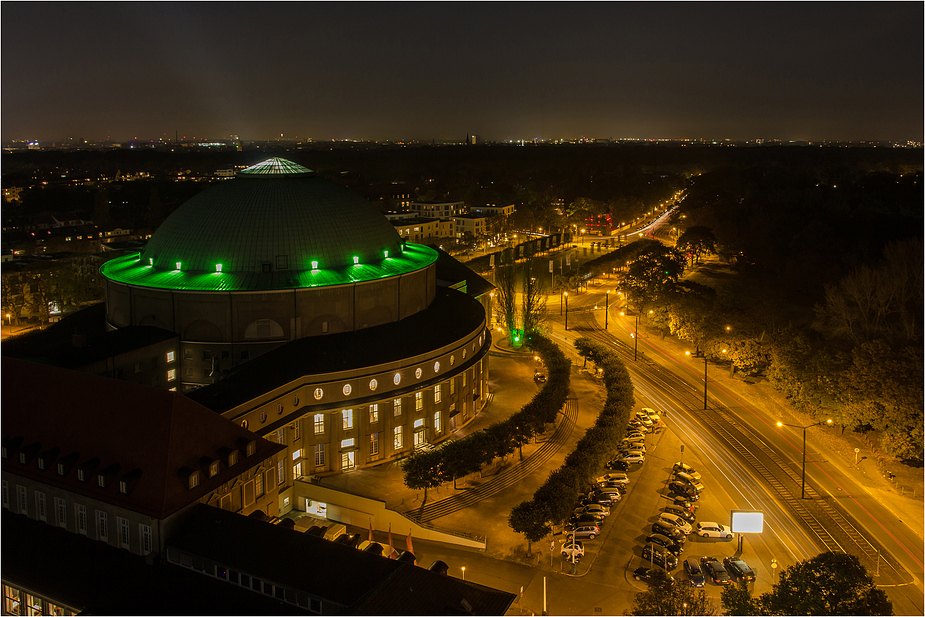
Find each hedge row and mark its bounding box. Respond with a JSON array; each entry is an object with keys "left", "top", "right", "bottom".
[
  {"left": 508, "top": 337, "right": 636, "bottom": 544},
  {"left": 401, "top": 333, "right": 571, "bottom": 494}
]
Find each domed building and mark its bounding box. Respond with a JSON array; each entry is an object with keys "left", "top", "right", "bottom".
[{"left": 101, "top": 158, "right": 493, "bottom": 492}]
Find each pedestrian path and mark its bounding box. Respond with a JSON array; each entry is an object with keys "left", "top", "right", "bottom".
[{"left": 404, "top": 394, "right": 579, "bottom": 523}]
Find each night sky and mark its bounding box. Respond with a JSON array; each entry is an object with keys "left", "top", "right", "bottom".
[{"left": 2, "top": 2, "right": 922, "bottom": 143}]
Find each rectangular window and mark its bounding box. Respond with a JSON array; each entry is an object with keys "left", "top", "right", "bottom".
[
  {"left": 415, "top": 392, "right": 423, "bottom": 411},
  {"left": 54, "top": 497, "right": 66, "bottom": 528},
  {"left": 435, "top": 384, "right": 442, "bottom": 403},
  {"left": 435, "top": 411, "right": 442, "bottom": 433},
  {"left": 369, "top": 404, "right": 379, "bottom": 424},
  {"left": 36, "top": 492, "right": 47, "bottom": 522},
  {"left": 370, "top": 432, "right": 380, "bottom": 456},
  {"left": 255, "top": 470, "right": 264, "bottom": 497},
  {"left": 1, "top": 481, "right": 7, "bottom": 509},
  {"left": 277, "top": 459, "right": 285, "bottom": 486},
  {"left": 393, "top": 398, "right": 402, "bottom": 417},
  {"left": 463, "top": 371, "right": 468, "bottom": 387},
  {"left": 342, "top": 409, "right": 353, "bottom": 430},
  {"left": 75, "top": 503, "right": 87, "bottom": 534},
  {"left": 314, "top": 444, "right": 325, "bottom": 467},
  {"left": 292, "top": 449, "right": 301, "bottom": 461},
  {"left": 413, "top": 418, "right": 424, "bottom": 429},
  {"left": 292, "top": 461, "right": 302, "bottom": 480},
  {"left": 293, "top": 421, "right": 301, "bottom": 440},
  {"left": 140, "top": 524, "right": 153, "bottom": 554},
  {"left": 244, "top": 479, "right": 255, "bottom": 506},
  {"left": 97, "top": 510, "right": 109, "bottom": 541},
  {"left": 341, "top": 438, "right": 355, "bottom": 448},
  {"left": 341, "top": 451, "right": 355, "bottom": 471},
  {"left": 16, "top": 486, "right": 27, "bottom": 515},
  {"left": 167, "top": 368, "right": 176, "bottom": 382},
  {"left": 118, "top": 516, "right": 130, "bottom": 549},
  {"left": 313, "top": 414, "right": 324, "bottom": 435},
  {"left": 450, "top": 379, "right": 456, "bottom": 395},
  {"left": 166, "top": 350, "right": 176, "bottom": 363},
  {"left": 393, "top": 426, "right": 403, "bottom": 450}
]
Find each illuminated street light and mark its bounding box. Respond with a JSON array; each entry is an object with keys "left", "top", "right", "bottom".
[
  {"left": 776, "top": 419, "right": 833, "bottom": 499},
  {"left": 685, "top": 351, "right": 708, "bottom": 410},
  {"left": 461, "top": 566, "right": 466, "bottom": 580},
  {"left": 604, "top": 290, "right": 610, "bottom": 329},
  {"left": 564, "top": 292, "right": 569, "bottom": 331}
]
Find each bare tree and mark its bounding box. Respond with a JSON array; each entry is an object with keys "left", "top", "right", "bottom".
[
  {"left": 522, "top": 258, "right": 547, "bottom": 335},
  {"left": 495, "top": 262, "right": 518, "bottom": 340}
]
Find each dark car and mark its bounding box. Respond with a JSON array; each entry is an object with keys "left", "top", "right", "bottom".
[
  {"left": 667, "top": 481, "right": 700, "bottom": 501},
  {"left": 662, "top": 505, "right": 695, "bottom": 523},
  {"left": 723, "top": 557, "right": 756, "bottom": 582},
  {"left": 650, "top": 520, "right": 686, "bottom": 543},
  {"left": 672, "top": 497, "right": 697, "bottom": 512},
  {"left": 645, "top": 532, "right": 683, "bottom": 555},
  {"left": 700, "top": 557, "right": 732, "bottom": 584},
  {"left": 672, "top": 462, "right": 702, "bottom": 480},
  {"left": 582, "top": 492, "right": 614, "bottom": 507},
  {"left": 605, "top": 459, "right": 630, "bottom": 471},
  {"left": 534, "top": 372, "right": 548, "bottom": 383},
  {"left": 641, "top": 543, "right": 679, "bottom": 570},
  {"left": 633, "top": 567, "right": 675, "bottom": 583},
  {"left": 684, "top": 557, "right": 705, "bottom": 587},
  {"left": 568, "top": 512, "right": 605, "bottom": 527}
]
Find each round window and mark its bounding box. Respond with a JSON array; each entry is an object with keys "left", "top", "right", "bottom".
[
  {"left": 463, "top": 349, "right": 467, "bottom": 360},
  {"left": 415, "top": 368, "right": 422, "bottom": 380},
  {"left": 369, "top": 378, "right": 378, "bottom": 391},
  {"left": 293, "top": 395, "right": 299, "bottom": 406},
  {"left": 393, "top": 373, "right": 402, "bottom": 386},
  {"left": 241, "top": 420, "right": 248, "bottom": 429},
  {"left": 343, "top": 383, "right": 353, "bottom": 396},
  {"left": 434, "top": 361, "right": 440, "bottom": 373},
  {"left": 260, "top": 410, "right": 267, "bottom": 423},
  {"left": 313, "top": 388, "right": 323, "bottom": 400},
  {"left": 277, "top": 403, "right": 284, "bottom": 415},
  {"left": 450, "top": 355, "right": 455, "bottom": 366}
]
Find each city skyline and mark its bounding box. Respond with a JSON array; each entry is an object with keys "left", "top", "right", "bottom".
[{"left": 2, "top": 2, "right": 922, "bottom": 144}]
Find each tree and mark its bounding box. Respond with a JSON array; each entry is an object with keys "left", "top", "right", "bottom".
[
  {"left": 757, "top": 552, "right": 892, "bottom": 615},
  {"left": 495, "top": 262, "right": 518, "bottom": 342},
  {"left": 624, "top": 243, "right": 686, "bottom": 307},
  {"left": 401, "top": 451, "right": 443, "bottom": 505},
  {"left": 677, "top": 225, "right": 717, "bottom": 265},
  {"left": 508, "top": 500, "right": 551, "bottom": 554},
  {"left": 720, "top": 581, "right": 760, "bottom": 616},
  {"left": 522, "top": 258, "right": 547, "bottom": 335},
  {"left": 625, "top": 568, "right": 717, "bottom": 615}
]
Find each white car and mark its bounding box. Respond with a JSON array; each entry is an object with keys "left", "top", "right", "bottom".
[
  {"left": 619, "top": 450, "right": 646, "bottom": 464},
  {"left": 574, "top": 504, "right": 610, "bottom": 518},
  {"left": 595, "top": 472, "right": 629, "bottom": 485},
  {"left": 561, "top": 540, "right": 585, "bottom": 559},
  {"left": 696, "top": 522, "right": 734, "bottom": 539},
  {"left": 658, "top": 512, "right": 694, "bottom": 534},
  {"left": 641, "top": 407, "right": 661, "bottom": 422}
]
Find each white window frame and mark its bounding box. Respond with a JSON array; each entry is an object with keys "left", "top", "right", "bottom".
[
  {"left": 314, "top": 444, "right": 325, "bottom": 467},
  {"left": 313, "top": 414, "right": 325, "bottom": 435},
  {"left": 342, "top": 409, "right": 353, "bottom": 430},
  {"left": 393, "top": 398, "right": 402, "bottom": 417},
  {"left": 140, "top": 523, "right": 153, "bottom": 554},
  {"left": 370, "top": 432, "right": 380, "bottom": 456},
  {"left": 369, "top": 404, "right": 379, "bottom": 424},
  {"left": 54, "top": 497, "right": 66, "bottom": 528},
  {"left": 341, "top": 450, "right": 356, "bottom": 471},
  {"left": 36, "top": 492, "right": 47, "bottom": 522},
  {"left": 118, "top": 516, "right": 130, "bottom": 549},
  {"left": 277, "top": 459, "right": 285, "bottom": 486},
  {"left": 76, "top": 503, "right": 87, "bottom": 534},
  {"left": 17, "top": 486, "right": 27, "bottom": 515},
  {"left": 393, "top": 426, "right": 403, "bottom": 450},
  {"left": 415, "top": 391, "right": 423, "bottom": 411},
  {"left": 97, "top": 510, "right": 109, "bottom": 542},
  {"left": 435, "top": 411, "right": 442, "bottom": 434}
]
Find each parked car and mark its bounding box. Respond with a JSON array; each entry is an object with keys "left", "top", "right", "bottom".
[
  {"left": 621, "top": 436, "right": 646, "bottom": 447},
  {"left": 569, "top": 512, "right": 605, "bottom": 527},
  {"left": 575, "top": 503, "right": 610, "bottom": 517},
  {"left": 696, "top": 522, "right": 734, "bottom": 539},
  {"left": 662, "top": 505, "right": 695, "bottom": 523},
  {"left": 673, "top": 472, "right": 705, "bottom": 492},
  {"left": 582, "top": 492, "right": 615, "bottom": 507},
  {"left": 625, "top": 430, "right": 646, "bottom": 440},
  {"left": 628, "top": 421, "right": 652, "bottom": 434},
  {"left": 633, "top": 567, "right": 675, "bottom": 583},
  {"left": 645, "top": 532, "right": 683, "bottom": 555},
  {"left": 634, "top": 415, "right": 654, "bottom": 428},
  {"left": 671, "top": 496, "right": 698, "bottom": 512},
  {"left": 605, "top": 459, "right": 630, "bottom": 471},
  {"left": 641, "top": 543, "right": 679, "bottom": 570},
  {"left": 561, "top": 540, "right": 584, "bottom": 560},
  {"left": 667, "top": 481, "right": 700, "bottom": 501},
  {"left": 641, "top": 407, "right": 661, "bottom": 422},
  {"left": 658, "top": 512, "right": 693, "bottom": 535},
  {"left": 595, "top": 486, "right": 624, "bottom": 500},
  {"left": 620, "top": 442, "right": 647, "bottom": 453},
  {"left": 672, "top": 462, "right": 702, "bottom": 480},
  {"left": 650, "top": 520, "right": 687, "bottom": 543},
  {"left": 684, "top": 557, "right": 706, "bottom": 587},
  {"left": 595, "top": 472, "right": 630, "bottom": 485},
  {"left": 534, "top": 372, "right": 548, "bottom": 383},
  {"left": 700, "top": 557, "right": 731, "bottom": 584},
  {"left": 567, "top": 524, "right": 600, "bottom": 540},
  {"left": 723, "top": 557, "right": 756, "bottom": 582},
  {"left": 620, "top": 450, "right": 646, "bottom": 464}
]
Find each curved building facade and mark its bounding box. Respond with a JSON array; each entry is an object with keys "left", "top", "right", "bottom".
[{"left": 101, "top": 158, "right": 492, "bottom": 490}]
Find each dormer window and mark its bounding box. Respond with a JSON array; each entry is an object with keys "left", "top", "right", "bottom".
[
  {"left": 119, "top": 480, "right": 128, "bottom": 493},
  {"left": 97, "top": 474, "right": 107, "bottom": 488},
  {"left": 78, "top": 469, "right": 86, "bottom": 482},
  {"left": 57, "top": 462, "right": 65, "bottom": 475},
  {"left": 37, "top": 459, "right": 45, "bottom": 470},
  {"left": 189, "top": 471, "right": 200, "bottom": 489},
  {"left": 209, "top": 460, "right": 220, "bottom": 477},
  {"left": 118, "top": 469, "right": 142, "bottom": 495}
]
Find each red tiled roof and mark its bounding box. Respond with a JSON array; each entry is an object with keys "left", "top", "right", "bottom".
[{"left": 2, "top": 358, "right": 283, "bottom": 518}]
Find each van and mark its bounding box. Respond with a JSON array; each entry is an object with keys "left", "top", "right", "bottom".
[
  {"left": 322, "top": 523, "right": 347, "bottom": 542},
  {"left": 658, "top": 512, "right": 693, "bottom": 534}
]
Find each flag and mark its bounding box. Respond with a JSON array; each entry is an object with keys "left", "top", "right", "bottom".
[
  {"left": 388, "top": 523, "right": 397, "bottom": 559},
  {"left": 406, "top": 528, "right": 414, "bottom": 554},
  {"left": 368, "top": 518, "right": 373, "bottom": 543}
]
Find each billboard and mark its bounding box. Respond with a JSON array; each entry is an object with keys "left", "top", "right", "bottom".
[{"left": 730, "top": 510, "right": 764, "bottom": 533}]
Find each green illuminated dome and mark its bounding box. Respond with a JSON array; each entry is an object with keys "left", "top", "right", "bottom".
[{"left": 139, "top": 157, "right": 406, "bottom": 277}]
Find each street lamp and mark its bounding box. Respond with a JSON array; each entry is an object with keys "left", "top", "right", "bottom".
[
  {"left": 604, "top": 290, "right": 610, "bottom": 329},
  {"left": 563, "top": 292, "right": 569, "bottom": 331},
  {"left": 5, "top": 314, "right": 10, "bottom": 326},
  {"left": 461, "top": 566, "right": 466, "bottom": 581},
  {"left": 776, "top": 419, "right": 832, "bottom": 499},
  {"left": 685, "top": 351, "right": 708, "bottom": 410}
]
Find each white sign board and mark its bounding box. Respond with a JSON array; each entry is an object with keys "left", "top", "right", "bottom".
[{"left": 730, "top": 510, "right": 764, "bottom": 533}]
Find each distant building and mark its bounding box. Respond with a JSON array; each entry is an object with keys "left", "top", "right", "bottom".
[
  {"left": 409, "top": 200, "right": 464, "bottom": 219},
  {"left": 453, "top": 213, "right": 489, "bottom": 239},
  {"left": 469, "top": 204, "right": 515, "bottom": 218}
]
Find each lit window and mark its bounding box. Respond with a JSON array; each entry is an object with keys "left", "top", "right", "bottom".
[
  {"left": 341, "top": 451, "right": 356, "bottom": 470},
  {"left": 167, "top": 369, "right": 176, "bottom": 382},
  {"left": 393, "top": 426, "right": 403, "bottom": 450},
  {"left": 314, "top": 414, "right": 324, "bottom": 435},
  {"left": 353, "top": 256, "right": 360, "bottom": 264},
  {"left": 228, "top": 450, "right": 239, "bottom": 466},
  {"left": 342, "top": 409, "right": 353, "bottom": 430},
  {"left": 393, "top": 398, "right": 402, "bottom": 416},
  {"left": 216, "top": 263, "right": 222, "bottom": 272},
  {"left": 166, "top": 351, "right": 175, "bottom": 363},
  {"left": 175, "top": 262, "right": 182, "bottom": 270},
  {"left": 369, "top": 404, "right": 379, "bottom": 424},
  {"left": 292, "top": 449, "right": 301, "bottom": 461},
  {"left": 311, "top": 260, "right": 318, "bottom": 269},
  {"left": 384, "top": 250, "right": 389, "bottom": 258},
  {"left": 435, "top": 411, "right": 442, "bottom": 433},
  {"left": 209, "top": 461, "right": 220, "bottom": 477},
  {"left": 370, "top": 432, "right": 379, "bottom": 455},
  {"left": 255, "top": 470, "right": 264, "bottom": 496},
  {"left": 435, "top": 384, "right": 442, "bottom": 403},
  {"left": 314, "top": 444, "right": 325, "bottom": 467},
  {"left": 341, "top": 438, "right": 354, "bottom": 448},
  {"left": 415, "top": 391, "right": 423, "bottom": 411}
]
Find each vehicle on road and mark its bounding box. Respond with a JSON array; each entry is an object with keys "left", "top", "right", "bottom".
[
  {"left": 534, "top": 372, "right": 547, "bottom": 383},
  {"left": 673, "top": 472, "right": 705, "bottom": 492},
  {"left": 695, "top": 522, "right": 734, "bottom": 539},
  {"left": 683, "top": 557, "right": 705, "bottom": 587},
  {"left": 672, "top": 462, "right": 702, "bottom": 480},
  {"left": 723, "top": 557, "right": 755, "bottom": 582},
  {"left": 567, "top": 524, "right": 600, "bottom": 540},
  {"left": 658, "top": 512, "right": 693, "bottom": 534},
  {"left": 561, "top": 540, "right": 584, "bottom": 560},
  {"left": 700, "top": 557, "right": 731, "bottom": 584},
  {"left": 645, "top": 533, "right": 684, "bottom": 555},
  {"left": 620, "top": 450, "right": 646, "bottom": 464},
  {"left": 605, "top": 459, "right": 630, "bottom": 471},
  {"left": 650, "top": 520, "right": 686, "bottom": 543},
  {"left": 662, "top": 505, "right": 695, "bottom": 523},
  {"left": 596, "top": 472, "right": 630, "bottom": 485},
  {"left": 642, "top": 543, "right": 679, "bottom": 570},
  {"left": 667, "top": 481, "right": 700, "bottom": 501}
]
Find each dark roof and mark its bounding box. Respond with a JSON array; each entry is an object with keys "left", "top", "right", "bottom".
[
  {"left": 2, "top": 302, "right": 178, "bottom": 369},
  {"left": 2, "top": 511, "right": 309, "bottom": 615},
  {"left": 170, "top": 505, "right": 516, "bottom": 615},
  {"left": 2, "top": 359, "right": 284, "bottom": 518},
  {"left": 187, "top": 287, "right": 486, "bottom": 413},
  {"left": 433, "top": 248, "right": 495, "bottom": 298}
]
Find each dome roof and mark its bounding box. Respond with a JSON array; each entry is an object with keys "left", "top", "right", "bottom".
[
  {"left": 141, "top": 157, "right": 402, "bottom": 274},
  {"left": 101, "top": 158, "right": 438, "bottom": 292}
]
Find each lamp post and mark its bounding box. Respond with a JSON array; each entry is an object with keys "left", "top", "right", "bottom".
[
  {"left": 686, "top": 351, "right": 708, "bottom": 410},
  {"left": 604, "top": 290, "right": 610, "bottom": 329},
  {"left": 776, "top": 419, "right": 833, "bottom": 499},
  {"left": 461, "top": 566, "right": 466, "bottom": 581},
  {"left": 564, "top": 292, "right": 569, "bottom": 331}
]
